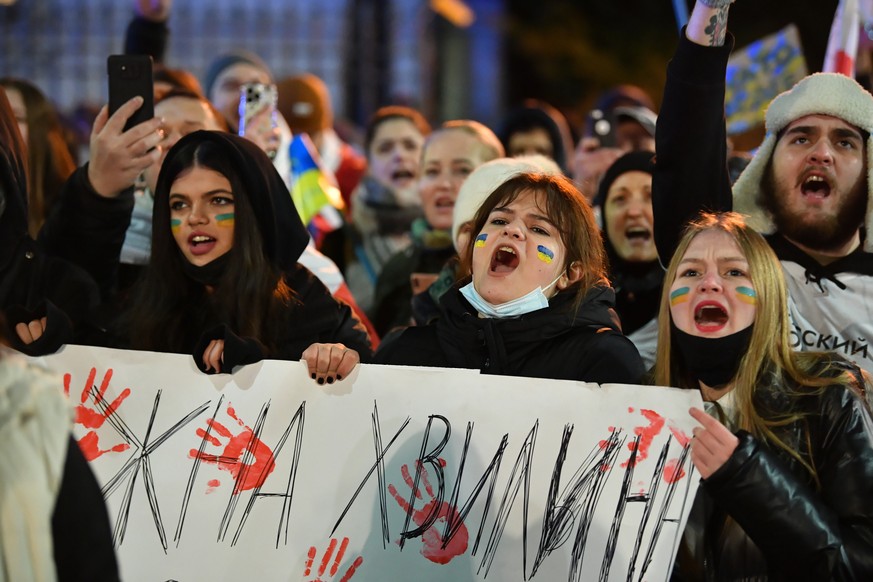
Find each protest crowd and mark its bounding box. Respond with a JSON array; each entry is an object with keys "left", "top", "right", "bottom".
[{"left": 3, "top": 0, "right": 873, "bottom": 579}]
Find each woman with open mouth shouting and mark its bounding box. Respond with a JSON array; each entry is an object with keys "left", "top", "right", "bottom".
[
  {"left": 120, "top": 131, "right": 372, "bottom": 382},
  {"left": 654, "top": 212, "right": 873, "bottom": 580},
  {"left": 375, "top": 171, "right": 645, "bottom": 384}
]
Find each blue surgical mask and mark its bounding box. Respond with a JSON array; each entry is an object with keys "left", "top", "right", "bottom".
[{"left": 459, "top": 272, "right": 564, "bottom": 318}]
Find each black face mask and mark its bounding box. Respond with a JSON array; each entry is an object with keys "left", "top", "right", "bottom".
[
  {"left": 181, "top": 251, "right": 231, "bottom": 287},
  {"left": 671, "top": 323, "right": 754, "bottom": 388}
]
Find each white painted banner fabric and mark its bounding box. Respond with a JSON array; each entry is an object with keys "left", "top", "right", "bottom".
[{"left": 35, "top": 345, "right": 703, "bottom": 582}]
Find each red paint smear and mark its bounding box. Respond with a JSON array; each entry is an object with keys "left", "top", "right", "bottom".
[
  {"left": 621, "top": 409, "right": 665, "bottom": 468},
  {"left": 64, "top": 368, "right": 131, "bottom": 430},
  {"left": 668, "top": 424, "right": 691, "bottom": 447},
  {"left": 663, "top": 458, "right": 686, "bottom": 484},
  {"left": 330, "top": 538, "right": 350, "bottom": 576},
  {"left": 319, "top": 538, "right": 338, "bottom": 576},
  {"left": 190, "top": 417, "right": 276, "bottom": 493},
  {"left": 195, "top": 427, "right": 222, "bottom": 447},
  {"left": 340, "top": 556, "right": 363, "bottom": 582},
  {"left": 304, "top": 545, "right": 317, "bottom": 576},
  {"left": 389, "top": 464, "right": 469, "bottom": 565},
  {"left": 598, "top": 439, "right": 609, "bottom": 450},
  {"left": 627, "top": 407, "right": 635, "bottom": 413},
  {"left": 77, "top": 430, "right": 130, "bottom": 461}
]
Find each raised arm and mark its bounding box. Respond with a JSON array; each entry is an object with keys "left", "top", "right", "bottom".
[
  {"left": 124, "top": 0, "right": 172, "bottom": 63},
  {"left": 652, "top": 0, "right": 735, "bottom": 264}
]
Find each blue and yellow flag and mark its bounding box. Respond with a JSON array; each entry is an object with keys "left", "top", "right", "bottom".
[
  {"left": 725, "top": 25, "right": 808, "bottom": 135},
  {"left": 289, "top": 134, "right": 345, "bottom": 243}
]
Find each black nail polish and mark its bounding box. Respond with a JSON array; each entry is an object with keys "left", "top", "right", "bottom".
[
  {"left": 311, "top": 373, "right": 316, "bottom": 379},
  {"left": 317, "top": 377, "right": 325, "bottom": 385},
  {"left": 327, "top": 377, "right": 334, "bottom": 384},
  {"left": 336, "top": 374, "right": 343, "bottom": 380}
]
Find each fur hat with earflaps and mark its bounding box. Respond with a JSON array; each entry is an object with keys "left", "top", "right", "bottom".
[{"left": 732, "top": 72, "right": 873, "bottom": 252}]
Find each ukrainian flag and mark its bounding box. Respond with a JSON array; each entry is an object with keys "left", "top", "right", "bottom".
[{"left": 289, "top": 134, "right": 345, "bottom": 241}]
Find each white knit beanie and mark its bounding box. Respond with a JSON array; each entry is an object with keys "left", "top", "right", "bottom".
[
  {"left": 451, "top": 155, "right": 561, "bottom": 250},
  {"left": 732, "top": 72, "right": 873, "bottom": 251}
]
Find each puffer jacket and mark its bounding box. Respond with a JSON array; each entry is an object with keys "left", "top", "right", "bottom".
[
  {"left": 673, "top": 361, "right": 873, "bottom": 581},
  {"left": 375, "top": 282, "right": 645, "bottom": 385}
]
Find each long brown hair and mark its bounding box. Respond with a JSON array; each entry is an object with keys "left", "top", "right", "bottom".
[
  {"left": 653, "top": 212, "right": 856, "bottom": 484},
  {"left": 0, "top": 78, "right": 76, "bottom": 236},
  {"left": 461, "top": 172, "right": 608, "bottom": 310}
]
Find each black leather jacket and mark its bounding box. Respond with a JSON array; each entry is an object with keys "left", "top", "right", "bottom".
[{"left": 673, "top": 367, "right": 873, "bottom": 581}]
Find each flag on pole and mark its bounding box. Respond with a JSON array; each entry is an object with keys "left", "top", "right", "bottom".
[
  {"left": 824, "top": 0, "right": 860, "bottom": 76},
  {"left": 289, "top": 133, "right": 345, "bottom": 246}
]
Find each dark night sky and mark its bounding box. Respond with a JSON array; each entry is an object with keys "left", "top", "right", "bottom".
[{"left": 505, "top": 0, "right": 842, "bottom": 134}]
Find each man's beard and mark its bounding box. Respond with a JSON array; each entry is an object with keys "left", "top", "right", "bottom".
[{"left": 762, "top": 165, "right": 867, "bottom": 252}]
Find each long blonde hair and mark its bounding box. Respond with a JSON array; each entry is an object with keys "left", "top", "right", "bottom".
[{"left": 653, "top": 212, "right": 854, "bottom": 484}]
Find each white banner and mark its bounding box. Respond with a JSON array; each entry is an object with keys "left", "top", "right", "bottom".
[{"left": 35, "top": 345, "right": 702, "bottom": 582}]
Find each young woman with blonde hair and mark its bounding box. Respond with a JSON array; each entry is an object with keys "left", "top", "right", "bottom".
[{"left": 655, "top": 211, "right": 873, "bottom": 580}]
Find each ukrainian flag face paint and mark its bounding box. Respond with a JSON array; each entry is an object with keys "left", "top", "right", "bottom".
[
  {"left": 735, "top": 286, "right": 757, "bottom": 305},
  {"left": 668, "top": 229, "right": 758, "bottom": 338},
  {"left": 215, "top": 213, "right": 235, "bottom": 227},
  {"left": 536, "top": 245, "right": 554, "bottom": 264},
  {"left": 470, "top": 190, "right": 568, "bottom": 306},
  {"left": 167, "top": 167, "right": 236, "bottom": 267},
  {"left": 670, "top": 287, "right": 689, "bottom": 306}
]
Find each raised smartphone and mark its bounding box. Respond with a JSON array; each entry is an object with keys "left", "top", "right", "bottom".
[{"left": 107, "top": 54, "right": 154, "bottom": 132}]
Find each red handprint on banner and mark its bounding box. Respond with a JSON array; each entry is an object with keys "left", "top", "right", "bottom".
[
  {"left": 63, "top": 368, "right": 131, "bottom": 461},
  {"left": 620, "top": 408, "right": 690, "bottom": 484},
  {"left": 388, "top": 461, "right": 469, "bottom": 564},
  {"left": 188, "top": 403, "right": 275, "bottom": 494},
  {"left": 303, "top": 537, "right": 363, "bottom": 581}
]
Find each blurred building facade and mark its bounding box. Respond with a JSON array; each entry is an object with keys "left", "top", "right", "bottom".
[{"left": 0, "top": 0, "right": 506, "bottom": 132}]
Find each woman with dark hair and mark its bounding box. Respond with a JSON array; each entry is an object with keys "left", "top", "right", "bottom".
[
  {"left": 656, "top": 212, "right": 873, "bottom": 579},
  {"left": 125, "top": 130, "right": 372, "bottom": 381},
  {"left": 0, "top": 83, "right": 99, "bottom": 356},
  {"left": 375, "top": 172, "right": 643, "bottom": 383},
  {"left": 0, "top": 78, "right": 77, "bottom": 236}
]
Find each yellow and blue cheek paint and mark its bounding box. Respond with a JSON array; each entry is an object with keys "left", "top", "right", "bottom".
[
  {"left": 215, "top": 212, "right": 235, "bottom": 227},
  {"left": 475, "top": 233, "right": 487, "bottom": 247},
  {"left": 735, "top": 286, "right": 757, "bottom": 305},
  {"left": 670, "top": 287, "right": 690, "bottom": 306},
  {"left": 536, "top": 245, "right": 554, "bottom": 264},
  {"left": 170, "top": 218, "right": 182, "bottom": 235}
]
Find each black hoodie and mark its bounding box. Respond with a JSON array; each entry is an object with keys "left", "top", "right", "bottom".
[
  {"left": 142, "top": 131, "right": 373, "bottom": 370},
  {"left": 0, "top": 90, "right": 99, "bottom": 355},
  {"left": 375, "top": 283, "right": 644, "bottom": 384}
]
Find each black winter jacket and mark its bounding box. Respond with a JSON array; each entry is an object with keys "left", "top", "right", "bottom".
[
  {"left": 674, "top": 366, "right": 873, "bottom": 581},
  {"left": 0, "top": 92, "right": 100, "bottom": 355},
  {"left": 375, "top": 283, "right": 645, "bottom": 384}
]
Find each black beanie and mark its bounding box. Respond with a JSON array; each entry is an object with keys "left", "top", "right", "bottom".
[{"left": 594, "top": 150, "right": 655, "bottom": 210}]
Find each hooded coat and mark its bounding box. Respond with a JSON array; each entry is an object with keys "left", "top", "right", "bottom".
[
  {"left": 594, "top": 151, "right": 662, "bottom": 368},
  {"left": 127, "top": 131, "right": 373, "bottom": 371},
  {"left": 0, "top": 89, "right": 99, "bottom": 355},
  {"left": 375, "top": 283, "right": 645, "bottom": 384}
]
